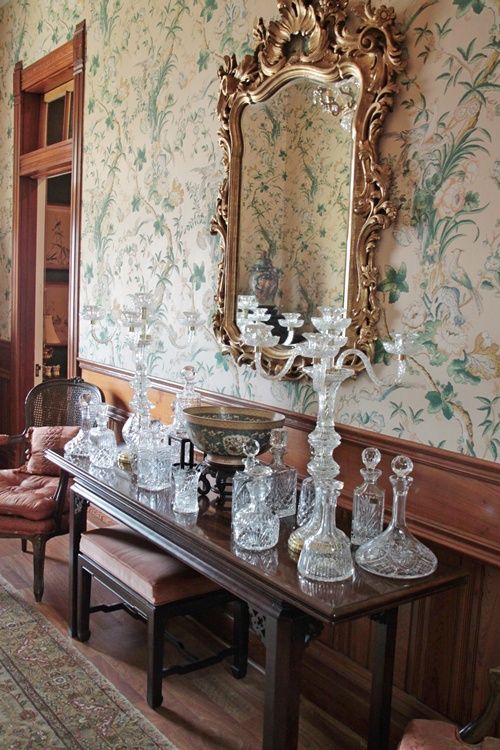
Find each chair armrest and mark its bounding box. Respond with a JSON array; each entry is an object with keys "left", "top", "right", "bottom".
[
  {"left": 0, "top": 433, "right": 27, "bottom": 447},
  {"left": 459, "top": 666, "right": 500, "bottom": 743}
]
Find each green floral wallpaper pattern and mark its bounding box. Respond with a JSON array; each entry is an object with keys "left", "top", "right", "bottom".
[{"left": 0, "top": 0, "right": 498, "bottom": 461}]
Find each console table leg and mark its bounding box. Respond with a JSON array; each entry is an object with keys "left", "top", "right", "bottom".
[
  {"left": 368, "top": 607, "right": 398, "bottom": 750},
  {"left": 263, "top": 609, "right": 309, "bottom": 750},
  {"left": 68, "top": 490, "right": 88, "bottom": 638}
]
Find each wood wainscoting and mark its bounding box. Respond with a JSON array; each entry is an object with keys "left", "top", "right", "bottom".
[
  {"left": 80, "top": 359, "right": 500, "bottom": 747},
  {"left": 0, "top": 340, "right": 12, "bottom": 467}
]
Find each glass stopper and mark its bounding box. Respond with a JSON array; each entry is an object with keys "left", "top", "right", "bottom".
[
  {"left": 391, "top": 454, "right": 413, "bottom": 477},
  {"left": 362, "top": 446, "right": 381, "bottom": 471}
]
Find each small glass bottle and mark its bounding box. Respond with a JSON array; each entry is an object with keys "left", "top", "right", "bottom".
[
  {"left": 232, "top": 440, "right": 279, "bottom": 551},
  {"left": 267, "top": 428, "right": 297, "bottom": 518},
  {"left": 89, "top": 404, "right": 117, "bottom": 469},
  {"left": 64, "top": 392, "right": 94, "bottom": 459},
  {"left": 351, "top": 447, "right": 385, "bottom": 547},
  {"left": 355, "top": 455, "right": 438, "bottom": 579}
]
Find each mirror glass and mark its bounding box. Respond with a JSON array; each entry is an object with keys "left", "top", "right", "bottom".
[
  {"left": 212, "top": 0, "right": 404, "bottom": 379},
  {"left": 237, "top": 77, "right": 359, "bottom": 335}
]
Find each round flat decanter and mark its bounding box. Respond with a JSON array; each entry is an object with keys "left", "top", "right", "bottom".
[{"left": 355, "top": 455, "right": 437, "bottom": 579}]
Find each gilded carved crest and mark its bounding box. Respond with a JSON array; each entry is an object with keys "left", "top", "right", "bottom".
[{"left": 211, "top": 0, "right": 404, "bottom": 379}]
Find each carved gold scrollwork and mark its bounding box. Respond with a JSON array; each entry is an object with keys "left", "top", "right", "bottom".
[{"left": 211, "top": 0, "right": 405, "bottom": 379}]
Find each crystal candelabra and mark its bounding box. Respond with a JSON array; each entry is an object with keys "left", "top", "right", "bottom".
[{"left": 238, "top": 298, "right": 418, "bottom": 582}]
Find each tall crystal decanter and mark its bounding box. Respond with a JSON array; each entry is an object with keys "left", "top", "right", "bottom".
[
  {"left": 232, "top": 439, "right": 259, "bottom": 521},
  {"left": 297, "top": 478, "right": 354, "bottom": 582},
  {"left": 89, "top": 404, "right": 117, "bottom": 469},
  {"left": 268, "top": 428, "right": 297, "bottom": 518},
  {"left": 350, "top": 447, "right": 385, "bottom": 547},
  {"left": 64, "top": 392, "right": 94, "bottom": 459},
  {"left": 355, "top": 455, "right": 437, "bottom": 579},
  {"left": 232, "top": 440, "right": 279, "bottom": 551}
]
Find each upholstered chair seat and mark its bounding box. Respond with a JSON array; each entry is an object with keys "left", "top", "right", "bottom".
[{"left": 77, "top": 522, "right": 249, "bottom": 709}]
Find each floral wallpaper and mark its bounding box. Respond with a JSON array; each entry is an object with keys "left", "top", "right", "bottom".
[
  {"left": 0, "top": 0, "right": 498, "bottom": 462},
  {"left": 238, "top": 78, "right": 353, "bottom": 320}
]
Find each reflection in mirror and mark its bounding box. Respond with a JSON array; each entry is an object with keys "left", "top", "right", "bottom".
[
  {"left": 238, "top": 77, "right": 359, "bottom": 337},
  {"left": 212, "top": 0, "right": 405, "bottom": 379}
]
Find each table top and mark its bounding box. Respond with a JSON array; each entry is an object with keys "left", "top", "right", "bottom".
[{"left": 49, "top": 449, "right": 467, "bottom": 625}]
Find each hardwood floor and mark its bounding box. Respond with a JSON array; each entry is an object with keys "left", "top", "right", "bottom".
[{"left": 0, "top": 532, "right": 360, "bottom": 750}]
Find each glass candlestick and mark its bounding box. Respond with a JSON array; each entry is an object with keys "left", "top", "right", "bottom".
[
  {"left": 351, "top": 447, "right": 385, "bottom": 547},
  {"left": 355, "top": 455, "right": 437, "bottom": 579},
  {"left": 268, "top": 428, "right": 297, "bottom": 518},
  {"left": 232, "top": 440, "right": 278, "bottom": 551},
  {"left": 64, "top": 392, "right": 95, "bottom": 459},
  {"left": 297, "top": 479, "right": 354, "bottom": 582},
  {"left": 89, "top": 404, "right": 117, "bottom": 469}
]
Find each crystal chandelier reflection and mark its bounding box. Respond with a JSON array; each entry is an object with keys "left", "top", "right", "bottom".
[{"left": 312, "top": 76, "right": 360, "bottom": 131}]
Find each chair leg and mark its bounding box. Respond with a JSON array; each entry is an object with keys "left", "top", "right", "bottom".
[
  {"left": 77, "top": 560, "right": 92, "bottom": 642},
  {"left": 21, "top": 539, "right": 28, "bottom": 553},
  {"left": 32, "top": 536, "right": 47, "bottom": 603},
  {"left": 231, "top": 599, "right": 249, "bottom": 679},
  {"left": 147, "top": 608, "right": 165, "bottom": 709}
]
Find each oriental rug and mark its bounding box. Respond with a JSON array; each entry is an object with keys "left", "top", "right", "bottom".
[{"left": 0, "top": 574, "right": 176, "bottom": 749}]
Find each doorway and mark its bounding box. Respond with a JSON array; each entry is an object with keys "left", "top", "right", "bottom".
[{"left": 10, "top": 22, "right": 85, "bottom": 433}]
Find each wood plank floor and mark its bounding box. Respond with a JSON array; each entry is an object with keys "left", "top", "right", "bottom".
[{"left": 0, "top": 533, "right": 364, "bottom": 750}]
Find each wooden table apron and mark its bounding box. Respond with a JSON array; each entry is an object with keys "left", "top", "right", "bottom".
[{"left": 47, "top": 451, "right": 467, "bottom": 750}]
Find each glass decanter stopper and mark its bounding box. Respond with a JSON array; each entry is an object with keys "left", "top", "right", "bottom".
[
  {"left": 351, "top": 447, "right": 385, "bottom": 547},
  {"left": 297, "top": 479, "right": 354, "bottom": 582},
  {"left": 89, "top": 403, "right": 117, "bottom": 469},
  {"left": 232, "top": 440, "right": 279, "bottom": 551},
  {"left": 268, "top": 428, "right": 297, "bottom": 518},
  {"left": 170, "top": 365, "right": 201, "bottom": 437},
  {"left": 355, "top": 455, "right": 438, "bottom": 579},
  {"left": 64, "top": 392, "right": 94, "bottom": 459}
]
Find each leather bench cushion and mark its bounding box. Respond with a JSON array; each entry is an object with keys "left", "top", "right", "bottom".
[
  {"left": 398, "top": 720, "right": 500, "bottom": 749},
  {"left": 80, "top": 524, "right": 219, "bottom": 606},
  {"left": 0, "top": 470, "right": 64, "bottom": 520}
]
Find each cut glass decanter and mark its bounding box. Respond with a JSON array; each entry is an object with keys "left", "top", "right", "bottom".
[
  {"left": 297, "top": 479, "right": 354, "bottom": 582},
  {"left": 89, "top": 404, "right": 117, "bottom": 469},
  {"left": 232, "top": 440, "right": 279, "bottom": 551},
  {"left": 64, "top": 392, "right": 94, "bottom": 459},
  {"left": 355, "top": 455, "right": 437, "bottom": 579},
  {"left": 351, "top": 447, "right": 385, "bottom": 547},
  {"left": 169, "top": 365, "right": 201, "bottom": 437},
  {"left": 267, "top": 428, "right": 297, "bottom": 518}
]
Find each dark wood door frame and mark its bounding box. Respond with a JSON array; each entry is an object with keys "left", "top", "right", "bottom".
[{"left": 11, "top": 21, "right": 85, "bottom": 433}]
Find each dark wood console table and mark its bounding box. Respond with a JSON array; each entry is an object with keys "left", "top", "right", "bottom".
[{"left": 48, "top": 450, "right": 467, "bottom": 750}]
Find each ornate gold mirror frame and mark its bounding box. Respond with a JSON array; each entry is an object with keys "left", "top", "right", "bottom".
[{"left": 211, "top": 0, "right": 404, "bottom": 380}]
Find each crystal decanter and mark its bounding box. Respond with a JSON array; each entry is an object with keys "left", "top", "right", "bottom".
[
  {"left": 267, "top": 428, "right": 297, "bottom": 518},
  {"left": 297, "top": 478, "right": 354, "bottom": 582},
  {"left": 232, "top": 440, "right": 279, "bottom": 551},
  {"left": 355, "top": 455, "right": 437, "bottom": 579},
  {"left": 350, "top": 447, "right": 385, "bottom": 547},
  {"left": 231, "top": 439, "right": 259, "bottom": 522},
  {"left": 89, "top": 404, "right": 117, "bottom": 469},
  {"left": 64, "top": 392, "right": 94, "bottom": 459}
]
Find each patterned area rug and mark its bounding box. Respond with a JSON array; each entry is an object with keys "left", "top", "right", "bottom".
[{"left": 0, "top": 574, "right": 176, "bottom": 749}]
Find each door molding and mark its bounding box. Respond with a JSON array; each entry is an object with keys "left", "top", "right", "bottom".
[{"left": 11, "top": 21, "right": 85, "bottom": 432}]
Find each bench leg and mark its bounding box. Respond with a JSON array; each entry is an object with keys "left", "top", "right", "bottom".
[
  {"left": 77, "top": 560, "right": 92, "bottom": 642},
  {"left": 147, "top": 607, "right": 164, "bottom": 709},
  {"left": 232, "top": 599, "right": 249, "bottom": 679}
]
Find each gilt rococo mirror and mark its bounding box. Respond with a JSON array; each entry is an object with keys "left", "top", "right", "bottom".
[{"left": 211, "top": 0, "right": 404, "bottom": 380}]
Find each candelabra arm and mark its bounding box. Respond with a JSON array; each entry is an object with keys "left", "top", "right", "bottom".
[
  {"left": 336, "top": 347, "right": 406, "bottom": 387},
  {"left": 88, "top": 324, "right": 116, "bottom": 346},
  {"left": 254, "top": 349, "right": 298, "bottom": 381}
]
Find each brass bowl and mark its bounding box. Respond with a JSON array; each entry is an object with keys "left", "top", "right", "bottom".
[{"left": 183, "top": 405, "right": 285, "bottom": 466}]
